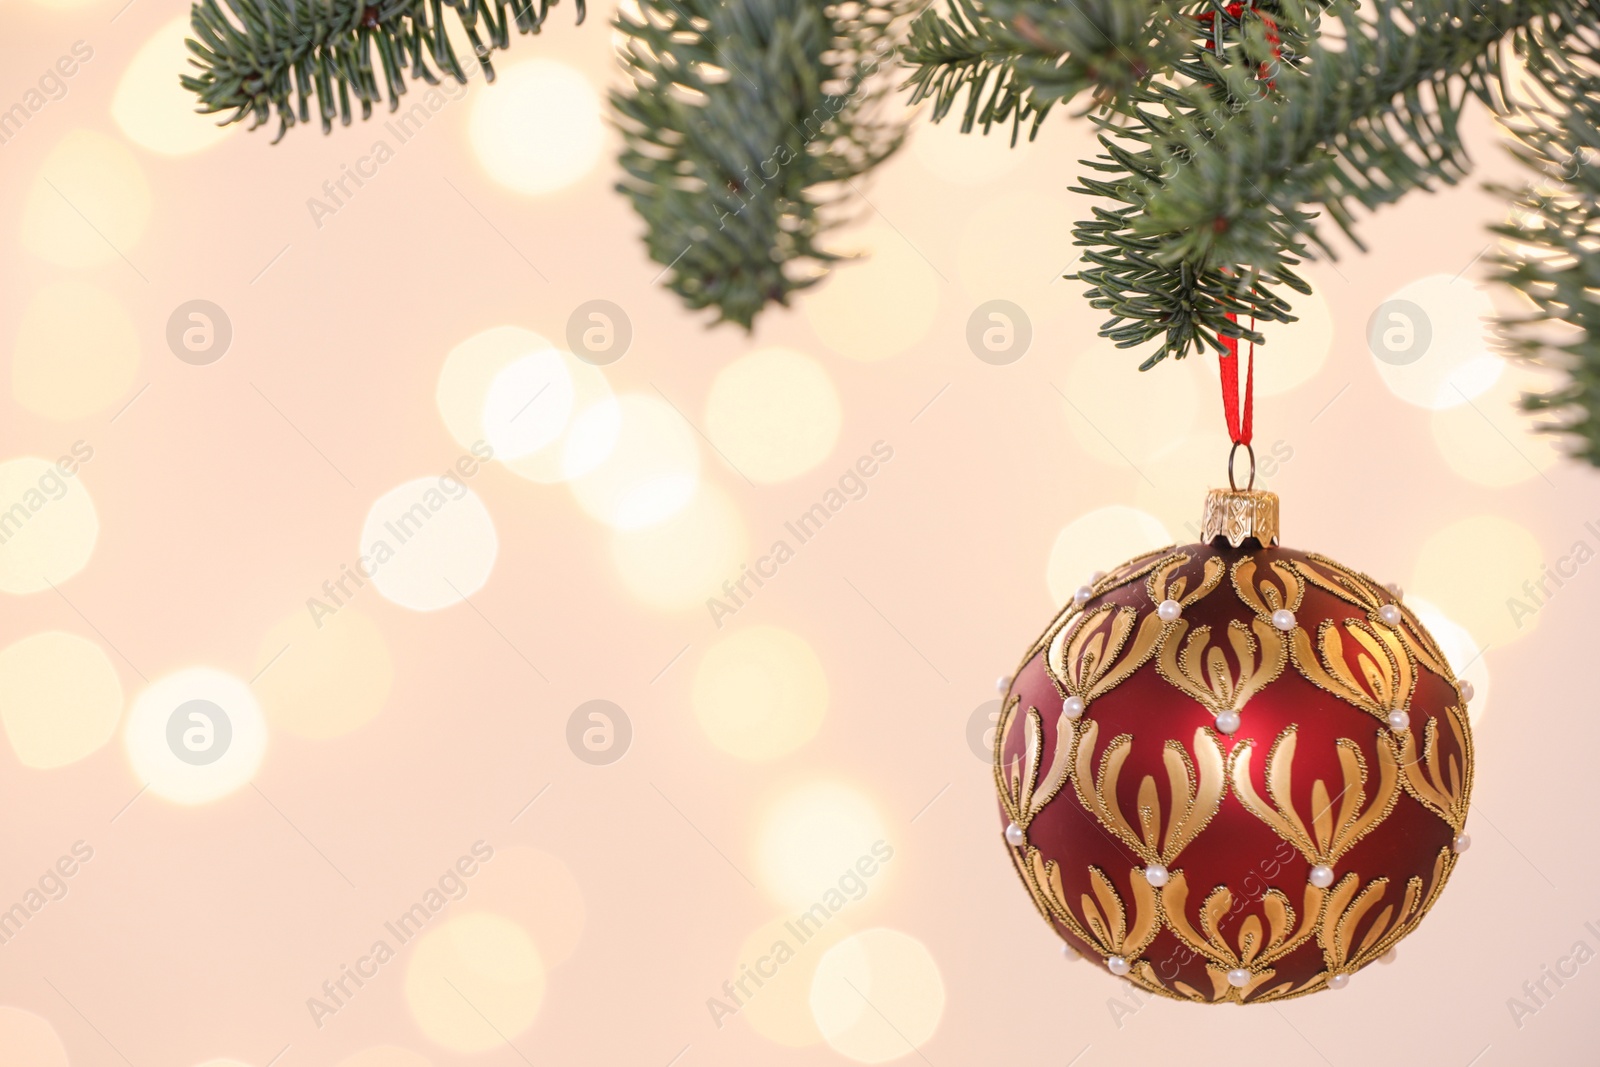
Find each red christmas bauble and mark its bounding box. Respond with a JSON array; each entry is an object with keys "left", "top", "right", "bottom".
[{"left": 995, "top": 489, "right": 1474, "bottom": 1003}]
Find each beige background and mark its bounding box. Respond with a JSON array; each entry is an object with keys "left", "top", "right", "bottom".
[{"left": 0, "top": 2, "right": 1594, "bottom": 1065}]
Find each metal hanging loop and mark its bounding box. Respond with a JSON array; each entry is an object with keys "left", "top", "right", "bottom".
[{"left": 1227, "top": 441, "right": 1257, "bottom": 492}]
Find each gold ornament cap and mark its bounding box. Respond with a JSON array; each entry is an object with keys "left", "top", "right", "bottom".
[{"left": 1201, "top": 488, "right": 1280, "bottom": 547}]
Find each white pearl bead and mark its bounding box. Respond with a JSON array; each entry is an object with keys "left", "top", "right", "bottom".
[
  {"left": 1386, "top": 582, "right": 1404, "bottom": 599},
  {"left": 1062, "top": 695, "right": 1086, "bottom": 719},
  {"left": 1226, "top": 968, "right": 1251, "bottom": 988},
  {"left": 1453, "top": 833, "right": 1472, "bottom": 853},
  {"left": 1327, "top": 973, "right": 1350, "bottom": 990},
  {"left": 1005, "top": 821, "right": 1025, "bottom": 847},
  {"left": 1271, "top": 608, "right": 1296, "bottom": 631},
  {"left": 1459, "top": 680, "right": 1475, "bottom": 703},
  {"left": 996, "top": 674, "right": 1013, "bottom": 694},
  {"left": 1061, "top": 942, "right": 1081, "bottom": 962},
  {"left": 1380, "top": 948, "right": 1398, "bottom": 965},
  {"left": 1309, "top": 864, "right": 1335, "bottom": 888},
  {"left": 1157, "top": 598, "right": 1182, "bottom": 622},
  {"left": 1144, "top": 863, "right": 1169, "bottom": 888},
  {"left": 1091, "top": 570, "right": 1107, "bottom": 582},
  {"left": 1073, "top": 585, "right": 1094, "bottom": 607},
  {"left": 1378, "top": 603, "right": 1402, "bottom": 626},
  {"left": 1107, "top": 955, "right": 1130, "bottom": 976},
  {"left": 1387, "top": 709, "right": 1410, "bottom": 731},
  {"left": 1215, "top": 710, "right": 1241, "bottom": 735}
]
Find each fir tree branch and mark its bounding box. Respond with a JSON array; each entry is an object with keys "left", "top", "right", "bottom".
[
  {"left": 1490, "top": 13, "right": 1600, "bottom": 463},
  {"left": 182, "top": 0, "right": 584, "bottom": 141},
  {"left": 1073, "top": 0, "right": 1556, "bottom": 366},
  {"left": 176, "top": 0, "right": 1600, "bottom": 465},
  {"left": 612, "top": 0, "right": 915, "bottom": 329}
]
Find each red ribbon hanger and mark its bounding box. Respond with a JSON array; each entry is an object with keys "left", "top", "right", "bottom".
[
  {"left": 1218, "top": 311, "right": 1254, "bottom": 447},
  {"left": 1218, "top": 311, "right": 1255, "bottom": 488}
]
